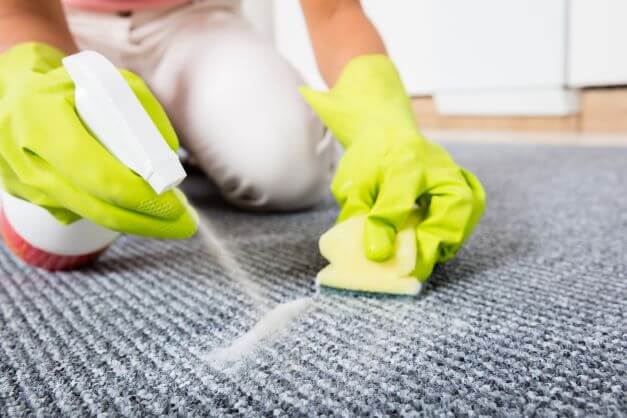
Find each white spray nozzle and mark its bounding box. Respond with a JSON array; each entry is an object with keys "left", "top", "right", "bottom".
[{"left": 62, "top": 51, "right": 185, "bottom": 194}]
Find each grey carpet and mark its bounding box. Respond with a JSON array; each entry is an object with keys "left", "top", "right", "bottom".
[{"left": 0, "top": 143, "right": 625, "bottom": 417}]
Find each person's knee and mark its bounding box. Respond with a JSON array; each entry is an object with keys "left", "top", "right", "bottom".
[
  {"left": 210, "top": 79, "right": 336, "bottom": 210},
  {"left": 222, "top": 122, "right": 336, "bottom": 210},
  {"left": 178, "top": 19, "right": 336, "bottom": 209}
]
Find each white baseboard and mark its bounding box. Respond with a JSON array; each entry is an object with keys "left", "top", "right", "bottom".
[{"left": 434, "top": 88, "right": 580, "bottom": 116}]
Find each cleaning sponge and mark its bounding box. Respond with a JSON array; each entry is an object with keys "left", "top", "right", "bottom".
[{"left": 317, "top": 213, "right": 422, "bottom": 296}]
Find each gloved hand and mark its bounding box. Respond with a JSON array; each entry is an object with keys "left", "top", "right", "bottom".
[
  {"left": 301, "top": 55, "right": 486, "bottom": 281},
  {"left": 0, "top": 43, "right": 197, "bottom": 238}
]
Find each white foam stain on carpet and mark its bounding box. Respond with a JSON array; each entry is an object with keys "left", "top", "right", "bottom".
[
  {"left": 196, "top": 212, "right": 316, "bottom": 368},
  {"left": 203, "top": 297, "right": 314, "bottom": 368}
]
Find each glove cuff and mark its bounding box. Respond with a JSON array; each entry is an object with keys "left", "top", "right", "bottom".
[
  {"left": 334, "top": 54, "right": 407, "bottom": 99},
  {"left": 300, "top": 54, "right": 420, "bottom": 149},
  {"left": 0, "top": 42, "right": 65, "bottom": 76}
]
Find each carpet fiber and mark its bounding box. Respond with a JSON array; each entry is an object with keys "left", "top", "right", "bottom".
[{"left": 0, "top": 143, "right": 625, "bottom": 416}]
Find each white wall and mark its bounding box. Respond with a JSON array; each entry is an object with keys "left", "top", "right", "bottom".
[
  {"left": 430, "top": 0, "right": 578, "bottom": 116},
  {"left": 361, "top": 0, "right": 434, "bottom": 96},
  {"left": 273, "top": 0, "right": 325, "bottom": 89},
  {"left": 568, "top": 0, "right": 627, "bottom": 87},
  {"left": 272, "top": 1, "right": 625, "bottom": 115},
  {"left": 431, "top": 0, "right": 568, "bottom": 91},
  {"left": 273, "top": 0, "right": 434, "bottom": 95}
]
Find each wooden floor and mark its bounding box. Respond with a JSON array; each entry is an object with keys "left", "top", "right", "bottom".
[
  {"left": 412, "top": 88, "right": 627, "bottom": 134},
  {"left": 425, "top": 130, "right": 627, "bottom": 147}
]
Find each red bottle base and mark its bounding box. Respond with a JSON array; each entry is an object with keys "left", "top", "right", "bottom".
[{"left": 0, "top": 208, "right": 108, "bottom": 271}]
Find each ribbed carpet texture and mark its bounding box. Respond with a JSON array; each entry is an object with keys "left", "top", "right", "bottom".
[{"left": 0, "top": 143, "right": 625, "bottom": 417}]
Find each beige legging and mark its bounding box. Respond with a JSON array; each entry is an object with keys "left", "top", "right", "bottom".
[{"left": 66, "top": 0, "right": 337, "bottom": 210}]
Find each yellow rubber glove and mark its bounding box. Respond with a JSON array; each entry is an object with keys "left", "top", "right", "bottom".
[
  {"left": 0, "top": 43, "right": 197, "bottom": 238},
  {"left": 301, "top": 55, "right": 486, "bottom": 281}
]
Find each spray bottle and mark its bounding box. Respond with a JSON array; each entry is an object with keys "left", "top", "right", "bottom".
[{"left": 0, "top": 51, "right": 186, "bottom": 271}]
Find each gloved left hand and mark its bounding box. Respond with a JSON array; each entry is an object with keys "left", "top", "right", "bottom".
[
  {"left": 301, "top": 55, "right": 486, "bottom": 281},
  {"left": 0, "top": 43, "right": 197, "bottom": 239}
]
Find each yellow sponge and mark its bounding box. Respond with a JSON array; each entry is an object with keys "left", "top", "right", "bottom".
[{"left": 317, "top": 213, "right": 422, "bottom": 296}]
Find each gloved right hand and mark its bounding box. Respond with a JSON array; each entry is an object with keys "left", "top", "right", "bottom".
[
  {"left": 0, "top": 43, "right": 197, "bottom": 238},
  {"left": 301, "top": 55, "right": 486, "bottom": 281}
]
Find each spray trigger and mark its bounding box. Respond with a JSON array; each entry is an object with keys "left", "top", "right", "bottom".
[{"left": 62, "top": 50, "right": 185, "bottom": 194}]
